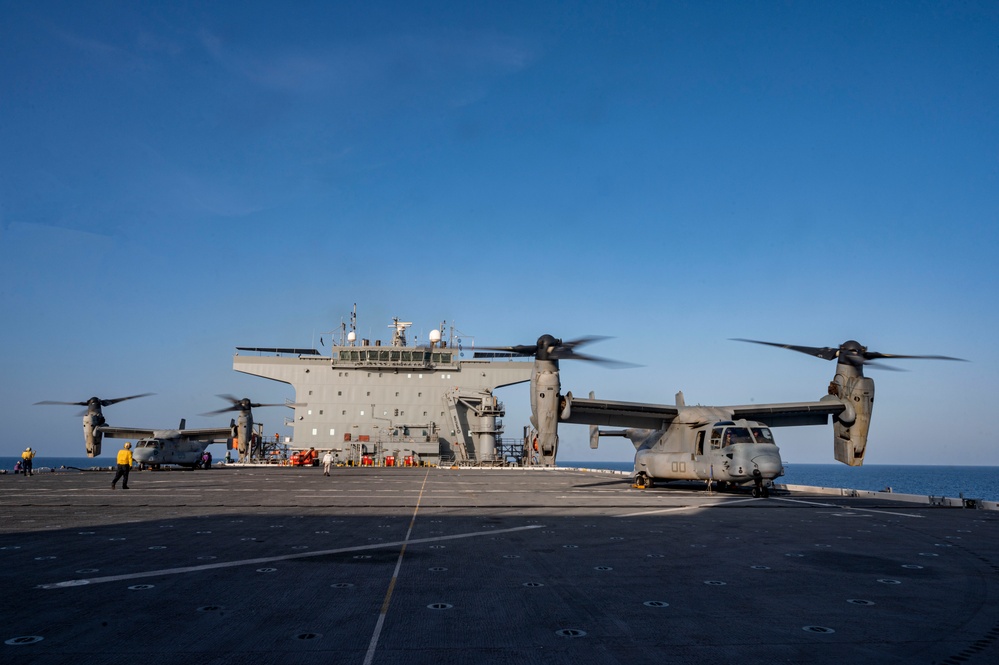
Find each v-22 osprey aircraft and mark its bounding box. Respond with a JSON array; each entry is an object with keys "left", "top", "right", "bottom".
[
  {"left": 34, "top": 394, "right": 289, "bottom": 467},
  {"left": 478, "top": 336, "right": 964, "bottom": 496}
]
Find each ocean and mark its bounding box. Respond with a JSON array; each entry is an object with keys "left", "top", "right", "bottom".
[
  {"left": 560, "top": 460, "right": 999, "bottom": 502},
  {"left": 3, "top": 456, "right": 997, "bottom": 502}
]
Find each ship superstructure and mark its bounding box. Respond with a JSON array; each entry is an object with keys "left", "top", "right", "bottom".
[{"left": 233, "top": 311, "right": 534, "bottom": 465}]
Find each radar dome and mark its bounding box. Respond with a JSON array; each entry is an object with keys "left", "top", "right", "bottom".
[
  {"left": 429, "top": 329, "right": 442, "bottom": 344},
  {"left": 347, "top": 331, "right": 356, "bottom": 343}
]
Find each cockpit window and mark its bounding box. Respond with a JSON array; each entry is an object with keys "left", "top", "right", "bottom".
[
  {"left": 751, "top": 427, "right": 774, "bottom": 443},
  {"left": 722, "top": 427, "right": 754, "bottom": 446},
  {"left": 710, "top": 428, "right": 723, "bottom": 449}
]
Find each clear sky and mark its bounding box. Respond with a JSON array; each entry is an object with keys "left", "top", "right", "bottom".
[{"left": 2, "top": 1, "right": 996, "bottom": 465}]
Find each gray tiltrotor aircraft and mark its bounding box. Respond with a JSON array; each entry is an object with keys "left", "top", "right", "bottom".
[
  {"left": 479, "top": 336, "right": 964, "bottom": 496},
  {"left": 35, "top": 394, "right": 288, "bottom": 467}
]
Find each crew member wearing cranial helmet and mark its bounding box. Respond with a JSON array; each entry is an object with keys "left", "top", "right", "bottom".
[
  {"left": 21, "top": 447, "right": 35, "bottom": 476},
  {"left": 111, "top": 442, "right": 133, "bottom": 490}
]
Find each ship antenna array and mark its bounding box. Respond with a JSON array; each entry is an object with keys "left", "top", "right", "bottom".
[
  {"left": 452, "top": 325, "right": 473, "bottom": 353},
  {"left": 389, "top": 318, "right": 414, "bottom": 347},
  {"left": 347, "top": 303, "right": 357, "bottom": 346},
  {"left": 334, "top": 304, "right": 358, "bottom": 346}
]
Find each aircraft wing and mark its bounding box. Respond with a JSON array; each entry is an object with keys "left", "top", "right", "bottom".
[
  {"left": 96, "top": 426, "right": 157, "bottom": 440},
  {"left": 97, "top": 426, "right": 232, "bottom": 442},
  {"left": 561, "top": 396, "right": 680, "bottom": 430},
  {"left": 730, "top": 400, "right": 847, "bottom": 428},
  {"left": 175, "top": 427, "right": 234, "bottom": 442}
]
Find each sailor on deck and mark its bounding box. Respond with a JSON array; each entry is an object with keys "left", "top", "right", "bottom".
[{"left": 112, "top": 442, "right": 133, "bottom": 490}]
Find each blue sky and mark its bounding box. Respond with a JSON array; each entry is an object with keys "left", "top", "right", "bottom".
[{"left": 2, "top": 1, "right": 996, "bottom": 465}]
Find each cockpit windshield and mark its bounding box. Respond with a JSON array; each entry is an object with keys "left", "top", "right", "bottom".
[
  {"left": 721, "top": 427, "right": 754, "bottom": 446},
  {"left": 751, "top": 427, "right": 775, "bottom": 444}
]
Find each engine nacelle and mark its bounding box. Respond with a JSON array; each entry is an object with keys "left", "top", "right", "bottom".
[
  {"left": 533, "top": 367, "right": 561, "bottom": 464},
  {"left": 235, "top": 417, "right": 252, "bottom": 458},
  {"left": 831, "top": 372, "right": 874, "bottom": 466},
  {"left": 84, "top": 413, "right": 103, "bottom": 457}
]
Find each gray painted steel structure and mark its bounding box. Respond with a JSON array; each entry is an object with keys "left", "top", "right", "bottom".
[{"left": 234, "top": 320, "right": 533, "bottom": 465}]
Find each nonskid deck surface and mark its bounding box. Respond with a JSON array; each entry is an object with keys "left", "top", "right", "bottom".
[{"left": 2, "top": 468, "right": 998, "bottom": 664}]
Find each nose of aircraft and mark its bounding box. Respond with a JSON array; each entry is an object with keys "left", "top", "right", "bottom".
[
  {"left": 730, "top": 444, "right": 783, "bottom": 479},
  {"left": 751, "top": 451, "right": 784, "bottom": 478},
  {"left": 133, "top": 448, "right": 157, "bottom": 463}
]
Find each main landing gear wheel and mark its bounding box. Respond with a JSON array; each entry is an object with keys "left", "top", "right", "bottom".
[{"left": 633, "top": 472, "right": 652, "bottom": 489}]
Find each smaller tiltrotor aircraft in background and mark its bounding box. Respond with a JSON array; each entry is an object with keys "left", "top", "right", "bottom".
[{"left": 34, "top": 394, "right": 291, "bottom": 467}]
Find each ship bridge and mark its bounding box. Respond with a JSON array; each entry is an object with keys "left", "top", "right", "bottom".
[{"left": 233, "top": 318, "right": 533, "bottom": 466}]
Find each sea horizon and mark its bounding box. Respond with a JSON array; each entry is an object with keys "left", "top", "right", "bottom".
[{"left": 3, "top": 456, "right": 997, "bottom": 502}]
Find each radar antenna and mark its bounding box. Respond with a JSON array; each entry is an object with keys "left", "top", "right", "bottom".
[{"left": 389, "top": 318, "right": 413, "bottom": 347}]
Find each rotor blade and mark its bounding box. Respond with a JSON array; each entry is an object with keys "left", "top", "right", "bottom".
[
  {"left": 555, "top": 349, "right": 641, "bottom": 368},
  {"left": 35, "top": 393, "right": 154, "bottom": 407},
  {"left": 481, "top": 335, "right": 632, "bottom": 367},
  {"left": 862, "top": 361, "right": 907, "bottom": 372},
  {"left": 560, "top": 335, "right": 612, "bottom": 351},
  {"left": 863, "top": 351, "right": 968, "bottom": 362},
  {"left": 101, "top": 393, "right": 155, "bottom": 407},
  {"left": 475, "top": 345, "right": 536, "bottom": 356},
  {"left": 730, "top": 338, "right": 840, "bottom": 361},
  {"left": 200, "top": 406, "right": 237, "bottom": 416},
  {"left": 201, "top": 396, "right": 290, "bottom": 416}
]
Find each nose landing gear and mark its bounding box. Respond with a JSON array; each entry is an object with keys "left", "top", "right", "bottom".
[{"left": 751, "top": 470, "right": 770, "bottom": 498}]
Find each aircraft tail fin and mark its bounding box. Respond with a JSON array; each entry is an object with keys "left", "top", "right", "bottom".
[{"left": 179, "top": 418, "right": 186, "bottom": 430}]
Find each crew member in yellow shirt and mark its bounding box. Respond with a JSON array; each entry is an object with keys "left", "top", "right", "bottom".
[
  {"left": 21, "top": 447, "right": 35, "bottom": 476},
  {"left": 111, "top": 442, "right": 133, "bottom": 490}
]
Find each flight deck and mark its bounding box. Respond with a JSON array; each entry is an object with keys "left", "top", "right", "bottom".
[{"left": 3, "top": 467, "right": 998, "bottom": 664}]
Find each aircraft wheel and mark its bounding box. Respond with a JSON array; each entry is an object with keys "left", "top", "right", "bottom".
[
  {"left": 752, "top": 487, "right": 761, "bottom": 498},
  {"left": 762, "top": 487, "right": 770, "bottom": 498}
]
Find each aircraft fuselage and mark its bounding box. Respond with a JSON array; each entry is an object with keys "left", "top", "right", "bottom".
[
  {"left": 132, "top": 435, "right": 211, "bottom": 467},
  {"left": 633, "top": 413, "right": 784, "bottom": 486}
]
